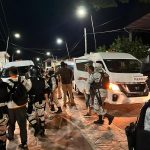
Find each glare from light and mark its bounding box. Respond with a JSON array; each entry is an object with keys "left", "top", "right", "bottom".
[
  {"left": 56, "top": 38, "right": 63, "bottom": 45},
  {"left": 76, "top": 6, "right": 88, "bottom": 18},
  {"left": 36, "top": 57, "right": 40, "bottom": 61},
  {"left": 16, "top": 49, "right": 21, "bottom": 54},
  {"left": 14, "top": 33, "right": 21, "bottom": 39},
  {"left": 109, "top": 83, "right": 120, "bottom": 91},
  {"left": 46, "top": 52, "right": 51, "bottom": 56}
]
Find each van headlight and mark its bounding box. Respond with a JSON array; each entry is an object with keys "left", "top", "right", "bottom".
[{"left": 109, "top": 83, "right": 120, "bottom": 91}]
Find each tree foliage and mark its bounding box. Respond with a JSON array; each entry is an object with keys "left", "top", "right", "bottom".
[
  {"left": 96, "top": 45, "right": 107, "bottom": 52},
  {"left": 108, "top": 37, "right": 148, "bottom": 59},
  {"left": 87, "top": 0, "right": 150, "bottom": 10}
]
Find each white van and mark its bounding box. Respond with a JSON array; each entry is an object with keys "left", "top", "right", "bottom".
[
  {"left": 74, "top": 52, "right": 150, "bottom": 104},
  {"left": 1, "top": 60, "right": 34, "bottom": 82}
]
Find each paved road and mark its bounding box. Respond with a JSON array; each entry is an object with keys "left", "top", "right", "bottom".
[{"left": 6, "top": 92, "right": 143, "bottom": 150}]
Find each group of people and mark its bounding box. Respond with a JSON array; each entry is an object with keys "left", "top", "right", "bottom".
[
  {"left": 0, "top": 60, "right": 118, "bottom": 149},
  {"left": 0, "top": 61, "right": 75, "bottom": 150}
]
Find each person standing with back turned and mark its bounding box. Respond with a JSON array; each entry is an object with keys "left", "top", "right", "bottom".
[
  {"left": 6, "top": 67, "right": 31, "bottom": 149},
  {"left": 56, "top": 62, "right": 75, "bottom": 107}
]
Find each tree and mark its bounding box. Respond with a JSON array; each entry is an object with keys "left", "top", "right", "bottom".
[
  {"left": 96, "top": 45, "right": 107, "bottom": 52},
  {"left": 87, "top": 0, "right": 150, "bottom": 10},
  {"left": 109, "top": 36, "right": 148, "bottom": 59}
]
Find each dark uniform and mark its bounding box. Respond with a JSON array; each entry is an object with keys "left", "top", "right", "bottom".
[
  {"left": 27, "top": 66, "right": 49, "bottom": 136},
  {"left": 0, "top": 80, "right": 10, "bottom": 150}
]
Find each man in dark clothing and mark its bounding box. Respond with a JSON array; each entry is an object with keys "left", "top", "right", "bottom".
[
  {"left": 56, "top": 62, "right": 75, "bottom": 107},
  {"left": 0, "top": 78, "right": 10, "bottom": 150},
  {"left": 6, "top": 67, "right": 31, "bottom": 149},
  {"left": 27, "top": 66, "right": 49, "bottom": 137}
]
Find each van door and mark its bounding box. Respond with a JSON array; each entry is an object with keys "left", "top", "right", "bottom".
[{"left": 74, "top": 59, "right": 93, "bottom": 93}]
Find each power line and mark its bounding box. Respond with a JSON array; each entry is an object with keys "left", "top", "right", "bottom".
[
  {"left": 95, "top": 18, "right": 119, "bottom": 29},
  {"left": 70, "top": 35, "right": 84, "bottom": 53},
  {"left": 0, "top": 0, "right": 9, "bottom": 35},
  {"left": 0, "top": 28, "right": 5, "bottom": 41},
  {"left": 0, "top": 16, "right": 7, "bottom": 39},
  {"left": 87, "top": 28, "right": 123, "bottom": 35}
]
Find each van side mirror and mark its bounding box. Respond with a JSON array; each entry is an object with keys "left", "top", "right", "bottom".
[{"left": 141, "top": 63, "right": 150, "bottom": 75}]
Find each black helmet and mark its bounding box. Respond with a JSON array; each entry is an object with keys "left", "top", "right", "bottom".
[{"left": 28, "top": 65, "right": 41, "bottom": 77}]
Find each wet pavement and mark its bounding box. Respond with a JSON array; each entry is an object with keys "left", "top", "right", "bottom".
[{"left": 6, "top": 93, "right": 143, "bottom": 150}]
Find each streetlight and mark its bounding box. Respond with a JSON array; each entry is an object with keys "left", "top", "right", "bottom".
[
  {"left": 14, "top": 33, "right": 21, "bottom": 39},
  {"left": 36, "top": 57, "right": 40, "bottom": 61},
  {"left": 12, "top": 49, "right": 21, "bottom": 61},
  {"left": 76, "top": 6, "right": 97, "bottom": 54},
  {"left": 5, "top": 32, "right": 21, "bottom": 62},
  {"left": 56, "top": 38, "right": 70, "bottom": 59},
  {"left": 46, "top": 52, "right": 51, "bottom": 56}
]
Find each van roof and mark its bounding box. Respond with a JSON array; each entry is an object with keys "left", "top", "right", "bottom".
[
  {"left": 3, "top": 60, "right": 34, "bottom": 68},
  {"left": 90, "top": 52, "right": 137, "bottom": 60}
]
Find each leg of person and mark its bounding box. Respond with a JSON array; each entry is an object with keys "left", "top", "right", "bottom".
[
  {"left": 61, "top": 84, "right": 67, "bottom": 107},
  {"left": 104, "top": 112, "right": 114, "bottom": 125},
  {"left": 27, "top": 105, "right": 38, "bottom": 136},
  {"left": 7, "top": 109, "right": 16, "bottom": 140},
  {"left": 53, "top": 89, "right": 62, "bottom": 114},
  {"left": 16, "top": 106, "right": 28, "bottom": 149},
  {"left": 67, "top": 84, "right": 75, "bottom": 106},
  {"left": 37, "top": 101, "right": 45, "bottom": 136},
  {"left": 49, "top": 93, "right": 55, "bottom": 111},
  {"left": 57, "top": 82, "right": 62, "bottom": 99},
  {"left": 0, "top": 140, "right": 6, "bottom": 150}
]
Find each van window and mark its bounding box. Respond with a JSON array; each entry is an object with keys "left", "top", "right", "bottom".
[
  {"left": 95, "top": 61, "right": 105, "bottom": 70},
  {"left": 76, "top": 60, "right": 93, "bottom": 71},
  {"left": 104, "top": 59, "right": 141, "bottom": 73},
  {"left": 1, "top": 66, "right": 29, "bottom": 78}
]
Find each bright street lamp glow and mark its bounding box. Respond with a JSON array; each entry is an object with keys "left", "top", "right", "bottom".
[
  {"left": 16, "top": 49, "right": 21, "bottom": 54},
  {"left": 46, "top": 52, "right": 50, "bottom": 56},
  {"left": 36, "top": 57, "right": 40, "bottom": 61},
  {"left": 14, "top": 33, "right": 21, "bottom": 39},
  {"left": 76, "top": 6, "right": 88, "bottom": 18},
  {"left": 56, "top": 38, "right": 63, "bottom": 45}
]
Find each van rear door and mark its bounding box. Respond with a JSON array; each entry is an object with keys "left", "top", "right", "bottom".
[{"left": 74, "top": 59, "right": 93, "bottom": 93}]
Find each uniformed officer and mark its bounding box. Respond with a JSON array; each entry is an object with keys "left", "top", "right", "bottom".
[
  {"left": 27, "top": 66, "right": 49, "bottom": 137},
  {"left": 88, "top": 63, "right": 114, "bottom": 125},
  {"left": 47, "top": 68, "right": 62, "bottom": 113}
]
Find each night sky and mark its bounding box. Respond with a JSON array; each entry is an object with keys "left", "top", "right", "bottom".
[{"left": 0, "top": 0, "right": 150, "bottom": 60}]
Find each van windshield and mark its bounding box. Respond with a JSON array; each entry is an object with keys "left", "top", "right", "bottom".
[
  {"left": 104, "top": 59, "right": 141, "bottom": 73},
  {"left": 1, "top": 66, "right": 29, "bottom": 78}
]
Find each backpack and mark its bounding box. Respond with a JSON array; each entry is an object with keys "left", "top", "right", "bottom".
[
  {"left": 100, "top": 72, "right": 110, "bottom": 89},
  {"left": 0, "top": 81, "right": 10, "bottom": 103},
  {"left": 47, "top": 74, "right": 58, "bottom": 90},
  {"left": 9, "top": 78, "right": 28, "bottom": 106},
  {"left": 29, "top": 77, "right": 45, "bottom": 102}
]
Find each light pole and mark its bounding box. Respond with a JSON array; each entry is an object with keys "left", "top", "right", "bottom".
[
  {"left": 5, "top": 32, "right": 21, "bottom": 62},
  {"left": 12, "top": 49, "right": 21, "bottom": 61},
  {"left": 56, "top": 38, "right": 70, "bottom": 59},
  {"left": 76, "top": 6, "right": 97, "bottom": 54}
]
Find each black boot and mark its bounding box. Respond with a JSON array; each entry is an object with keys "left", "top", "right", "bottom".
[
  {"left": 33, "top": 123, "right": 39, "bottom": 137},
  {"left": 39, "top": 126, "right": 45, "bottom": 137},
  {"left": 55, "top": 107, "right": 62, "bottom": 114},
  {"left": 50, "top": 104, "right": 55, "bottom": 111},
  {"left": 104, "top": 113, "right": 114, "bottom": 125},
  {"left": 94, "top": 115, "right": 104, "bottom": 125}
]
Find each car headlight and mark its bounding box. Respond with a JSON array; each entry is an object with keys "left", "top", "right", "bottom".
[{"left": 109, "top": 83, "right": 120, "bottom": 91}]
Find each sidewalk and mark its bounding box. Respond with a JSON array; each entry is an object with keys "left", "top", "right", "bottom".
[
  {"left": 62, "top": 95, "right": 129, "bottom": 150},
  {"left": 6, "top": 94, "right": 134, "bottom": 150}
]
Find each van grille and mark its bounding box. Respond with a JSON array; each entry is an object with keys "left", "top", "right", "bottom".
[
  {"left": 118, "top": 83, "right": 149, "bottom": 97},
  {"left": 126, "top": 84, "right": 146, "bottom": 92}
]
